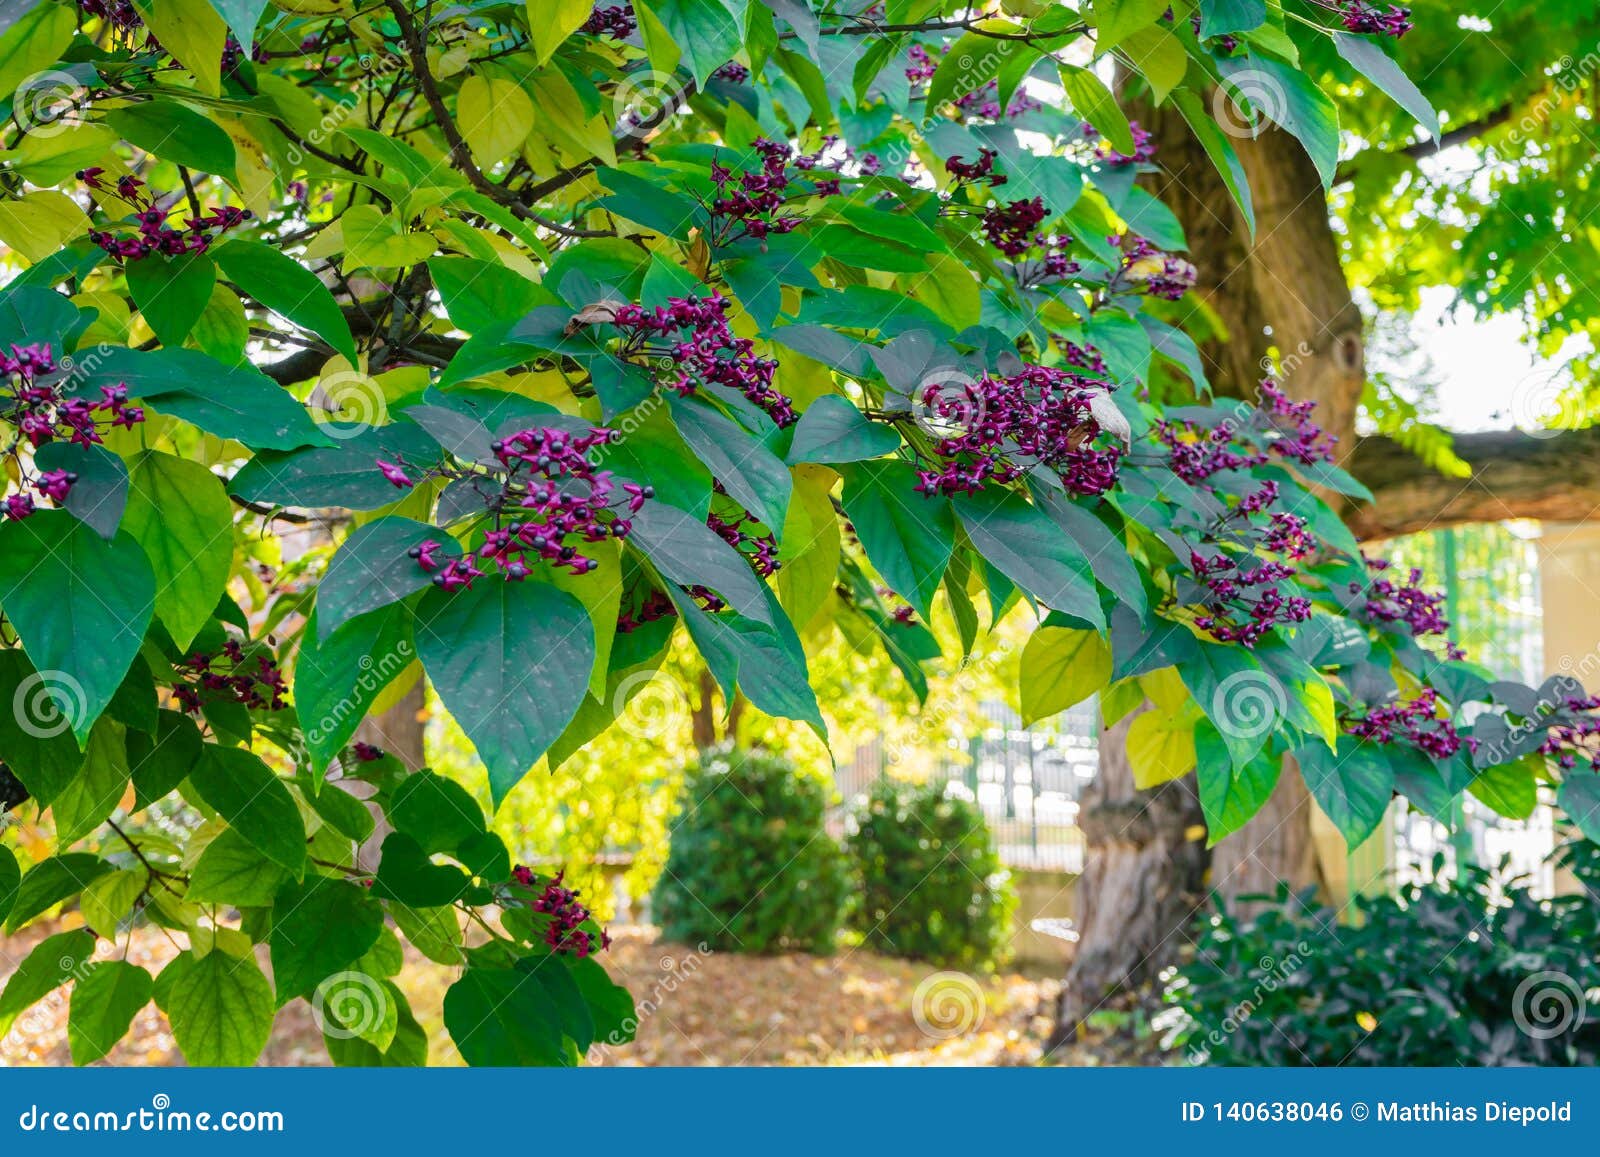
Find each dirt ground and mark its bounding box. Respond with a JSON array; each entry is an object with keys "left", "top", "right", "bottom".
[{"left": 0, "top": 920, "right": 1061, "bottom": 1067}]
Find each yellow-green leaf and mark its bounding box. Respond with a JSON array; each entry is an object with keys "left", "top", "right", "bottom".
[
  {"left": 457, "top": 75, "right": 535, "bottom": 169},
  {"left": 134, "top": 0, "right": 228, "bottom": 97},
  {"left": 1127, "top": 709, "right": 1198, "bottom": 789},
  {"left": 0, "top": 191, "right": 88, "bottom": 263},
  {"left": 529, "top": 0, "right": 594, "bottom": 64},
  {"left": 1019, "top": 626, "right": 1111, "bottom": 725}
]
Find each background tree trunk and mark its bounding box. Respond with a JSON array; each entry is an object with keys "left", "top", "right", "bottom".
[{"left": 1049, "top": 710, "right": 1207, "bottom": 1051}]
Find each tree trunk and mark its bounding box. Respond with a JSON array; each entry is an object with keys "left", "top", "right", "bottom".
[{"left": 1049, "top": 710, "right": 1208, "bottom": 1052}]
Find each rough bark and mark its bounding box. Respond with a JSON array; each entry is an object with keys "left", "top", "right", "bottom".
[
  {"left": 1348, "top": 427, "right": 1600, "bottom": 540},
  {"left": 1049, "top": 710, "right": 1208, "bottom": 1051}
]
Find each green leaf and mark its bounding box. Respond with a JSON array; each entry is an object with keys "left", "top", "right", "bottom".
[
  {"left": 103, "top": 101, "right": 237, "bottom": 179},
  {"left": 187, "top": 745, "right": 307, "bottom": 874},
  {"left": 567, "top": 955, "right": 637, "bottom": 1045},
  {"left": 153, "top": 948, "right": 275, "bottom": 1066},
  {"left": 121, "top": 451, "right": 234, "bottom": 651},
  {"left": 81, "top": 867, "right": 146, "bottom": 939},
  {"left": 671, "top": 586, "right": 826, "bottom": 737},
  {"left": 1171, "top": 88, "right": 1255, "bottom": 236},
  {"left": 952, "top": 489, "right": 1105, "bottom": 629},
  {"left": 50, "top": 717, "right": 130, "bottom": 844},
  {"left": 324, "top": 978, "right": 427, "bottom": 1066},
  {"left": 670, "top": 398, "right": 791, "bottom": 530},
  {"left": 528, "top": 0, "right": 594, "bottom": 63},
  {"left": 1059, "top": 64, "right": 1134, "bottom": 154},
  {"left": 318, "top": 517, "right": 458, "bottom": 639},
  {"left": 0, "top": 511, "right": 155, "bottom": 744},
  {"left": 1195, "top": 723, "right": 1281, "bottom": 845},
  {"left": 214, "top": 240, "right": 359, "bottom": 365},
  {"left": 1559, "top": 774, "right": 1600, "bottom": 845},
  {"left": 388, "top": 769, "right": 487, "bottom": 855},
  {"left": 229, "top": 422, "right": 440, "bottom": 511},
  {"left": 444, "top": 967, "right": 571, "bottom": 1066},
  {"left": 1198, "top": 0, "right": 1266, "bottom": 37},
  {"left": 416, "top": 580, "right": 593, "bottom": 805},
  {"left": 68, "top": 960, "right": 153, "bottom": 1065},
  {"left": 457, "top": 75, "right": 536, "bottom": 169},
  {"left": 296, "top": 604, "right": 415, "bottom": 773},
  {"left": 1296, "top": 738, "right": 1394, "bottom": 847},
  {"left": 1469, "top": 755, "right": 1538, "bottom": 820},
  {"left": 636, "top": 0, "right": 742, "bottom": 87},
  {"left": 134, "top": 0, "right": 227, "bottom": 95},
  {"left": 1332, "top": 33, "right": 1440, "bottom": 140},
  {"left": 786, "top": 396, "right": 901, "bottom": 465},
  {"left": 0, "top": 845, "right": 18, "bottom": 928},
  {"left": 372, "top": 832, "right": 473, "bottom": 907},
  {"left": 6, "top": 854, "right": 110, "bottom": 934},
  {"left": 0, "top": 928, "right": 97, "bottom": 1037},
  {"left": 926, "top": 26, "right": 1021, "bottom": 111},
  {"left": 125, "top": 251, "right": 216, "bottom": 348},
  {"left": 1216, "top": 55, "right": 1340, "bottom": 188},
  {"left": 0, "top": 2, "right": 75, "bottom": 103},
  {"left": 207, "top": 0, "right": 270, "bottom": 44},
  {"left": 33, "top": 442, "right": 128, "bottom": 540},
  {"left": 187, "top": 826, "right": 288, "bottom": 907},
  {"left": 269, "top": 874, "right": 385, "bottom": 1004},
  {"left": 1019, "top": 626, "right": 1111, "bottom": 725},
  {"left": 128, "top": 708, "right": 203, "bottom": 810},
  {"left": 840, "top": 460, "right": 955, "bottom": 621},
  {"left": 306, "top": 782, "right": 375, "bottom": 842},
  {"left": 626, "top": 500, "right": 772, "bottom": 623}
]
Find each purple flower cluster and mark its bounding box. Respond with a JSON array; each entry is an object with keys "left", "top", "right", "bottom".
[
  {"left": 405, "top": 426, "right": 650, "bottom": 590},
  {"left": 905, "top": 44, "right": 1039, "bottom": 119},
  {"left": 945, "top": 148, "right": 1006, "bottom": 187},
  {"left": 1541, "top": 697, "right": 1600, "bottom": 771},
  {"left": 1117, "top": 236, "right": 1197, "bottom": 300},
  {"left": 1345, "top": 689, "right": 1468, "bottom": 759},
  {"left": 1189, "top": 553, "right": 1311, "bottom": 646},
  {"left": 80, "top": 170, "right": 250, "bottom": 260},
  {"left": 912, "top": 357, "right": 1122, "bottom": 498},
  {"left": 1354, "top": 556, "right": 1453, "bottom": 643},
  {"left": 1158, "top": 420, "right": 1267, "bottom": 484},
  {"left": 581, "top": 3, "right": 636, "bottom": 37},
  {"left": 2, "top": 344, "right": 144, "bottom": 519},
  {"left": 221, "top": 35, "right": 268, "bottom": 75},
  {"left": 79, "top": 0, "right": 145, "bottom": 38},
  {"left": 174, "top": 640, "right": 288, "bottom": 714},
  {"left": 1257, "top": 378, "right": 1338, "bottom": 465},
  {"left": 1082, "top": 121, "right": 1157, "bottom": 166},
  {"left": 1333, "top": 0, "right": 1412, "bottom": 37},
  {"left": 712, "top": 61, "right": 749, "bottom": 83},
  {"left": 617, "top": 588, "right": 675, "bottom": 634},
  {"left": 966, "top": 195, "right": 1082, "bottom": 286},
  {"left": 980, "top": 198, "right": 1049, "bottom": 258},
  {"left": 708, "top": 502, "right": 779, "bottom": 578},
  {"left": 611, "top": 293, "right": 797, "bottom": 426},
  {"left": 512, "top": 867, "right": 610, "bottom": 957},
  {"left": 705, "top": 138, "right": 838, "bottom": 246}
]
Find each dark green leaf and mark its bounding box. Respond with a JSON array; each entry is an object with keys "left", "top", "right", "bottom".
[
  {"left": 952, "top": 489, "right": 1104, "bottom": 628},
  {"left": 128, "top": 708, "right": 203, "bottom": 810},
  {"left": 104, "top": 102, "right": 237, "bottom": 178},
  {"left": 214, "top": 240, "right": 358, "bottom": 364},
  {"left": 121, "top": 451, "right": 233, "bottom": 651},
  {"left": 0, "top": 928, "right": 97, "bottom": 1036},
  {"left": 0, "top": 511, "right": 155, "bottom": 743},
  {"left": 33, "top": 441, "right": 127, "bottom": 540},
  {"left": 318, "top": 517, "right": 460, "bottom": 639},
  {"left": 840, "top": 460, "right": 954, "bottom": 620},
  {"left": 187, "top": 745, "right": 307, "bottom": 874},
  {"left": 786, "top": 395, "right": 901, "bottom": 464},
  {"left": 1296, "top": 738, "right": 1394, "bottom": 847},
  {"left": 444, "top": 967, "right": 571, "bottom": 1066},
  {"left": 153, "top": 948, "right": 274, "bottom": 1066},
  {"left": 5, "top": 854, "right": 109, "bottom": 934},
  {"left": 187, "top": 826, "right": 288, "bottom": 907},
  {"left": 416, "top": 580, "right": 593, "bottom": 805},
  {"left": 68, "top": 960, "right": 152, "bottom": 1065},
  {"left": 269, "top": 873, "right": 385, "bottom": 1004},
  {"left": 125, "top": 251, "right": 215, "bottom": 348},
  {"left": 295, "top": 604, "right": 415, "bottom": 773}
]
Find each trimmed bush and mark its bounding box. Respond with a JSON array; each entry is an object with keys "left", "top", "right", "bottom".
[
  {"left": 652, "top": 745, "right": 848, "bottom": 953},
  {"left": 1161, "top": 843, "right": 1600, "bottom": 1065},
  {"left": 845, "top": 780, "right": 1016, "bottom": 969}
]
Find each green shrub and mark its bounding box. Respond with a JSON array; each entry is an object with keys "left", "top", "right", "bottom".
[
  {"left": 845, "top": 780, "right": 1016, "bottom": 969},
  {"left": 652, "top": 745, "right": 848, "bottom": 953},
  {"left": 1161, "top": 843, "right": 1600, "bottom": 1065}
]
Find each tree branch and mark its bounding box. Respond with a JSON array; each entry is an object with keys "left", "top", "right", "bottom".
[
  {"left": 1346, "top": 426, "right": 1600, "bottom": 540},
  {"left": 1335, "top": 103, "right": 1515, "bottom": 186}
]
